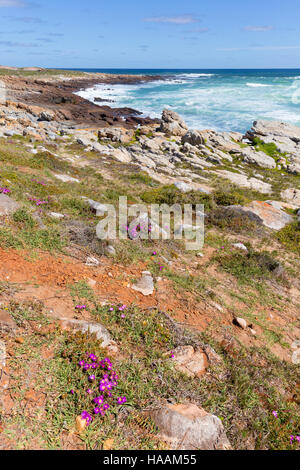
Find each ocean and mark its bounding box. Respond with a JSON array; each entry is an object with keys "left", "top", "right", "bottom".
[{"left": 73, "top": 69, "right": 300, "bottom": 133}]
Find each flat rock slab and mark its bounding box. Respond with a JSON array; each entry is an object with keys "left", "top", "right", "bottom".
[
  {"left": 0, "top": 194, "right": 19, "bottom": 216},
  {"left": 151, "top": 403, "right": 231, "bottom": 450},
  {"left": 171, "top": 345, "right": 208, "bottom": 378},
  {"left": 131, "top": 271, "right": 154, "bottom": 296},
  {"left": 58, "top": 318, "right": 118, "bottom": 353},
  {"left": 214, "top": 170, "right": 272, "bottom": 194},
  {"left": 245, "top": 201, "right": 293, "bottom": 230},
  {"left": 54, "top": 174, "right": 80, "bottom": 183}
]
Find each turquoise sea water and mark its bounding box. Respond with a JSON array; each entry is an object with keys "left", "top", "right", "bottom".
[{"left": 73, "top": 69, "right": 300, "bottom": 133}]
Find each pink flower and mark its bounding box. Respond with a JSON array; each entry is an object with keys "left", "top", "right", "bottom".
[{"left": 272, "top": 411, "right": 278, "bottom": 418}]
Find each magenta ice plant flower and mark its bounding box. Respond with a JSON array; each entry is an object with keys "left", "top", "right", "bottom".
[{"left": 81, "top": 411, "right": 92, "bottom": 425}]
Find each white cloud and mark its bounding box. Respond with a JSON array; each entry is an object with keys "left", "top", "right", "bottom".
[
  {"left": 244, "top": 25, "right": 274, "bottom": 32},
  {"left": 0, "top": 0, "right": 26, "bottom": 6},
  {"left": 143, "top": 15, "right": 199, "bottom": 25}
]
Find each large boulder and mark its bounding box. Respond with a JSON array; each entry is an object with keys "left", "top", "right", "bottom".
[
  {"left": 225, "top": 201, "right": 293, "bottom": 231},
  {"left": 0, "top": 194, "right": 19, "bottom": 216},
  {"left": 151, "top": 403, "right": 231, "bottom": 450},
  {"left": 182, "top": 130, "right": 205, "bottom": 147},
  {"left": 245, "top": 201, "right": 293, "bottom": 230},
  {"left": 160, "top": 109, "right": 188, "bottom": 137}
]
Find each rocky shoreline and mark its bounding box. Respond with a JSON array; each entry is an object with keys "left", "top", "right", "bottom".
[{"left": 1, "top": 71, "right": 161, "bottom": 128}]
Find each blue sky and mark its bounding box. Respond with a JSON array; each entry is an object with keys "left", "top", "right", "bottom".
[{"left": 0, "top": 0, "right": 300, "bottom": 68}]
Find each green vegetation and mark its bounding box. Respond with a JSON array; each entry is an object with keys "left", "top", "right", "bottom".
[
  {"left": 252, "top": 137, "right": 280, "bottom": 159},
  {"left": 141, "top": 185, "right": 213, "bottom": 209},
  {"left": 214, "top": 249, "right": 283, "bottom": 285},
  {"left": 276, "top": 221, "right": 300, "bottom": 254}
]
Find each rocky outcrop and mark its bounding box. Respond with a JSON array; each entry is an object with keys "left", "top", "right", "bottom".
[
  {"left": 244, "top": 120, "right": 300, "bottom": 174},
  {"left": 98, "top": 127, "right": 134, "bottom": 144},
  {"left": 223, "top": 201, "right": 293, "bottom": 230},
  {"left": 160, "top": 109, "right": 188, "bottom": 136},
  {"left": 244, "top": 201, "right": 293, "bottom": 230},
  {"left": 214, "top": 170, "right": 272, "bottom": 194},
  {"left": 240, "top": 147, "right": 276, "bottom": 169},
  {"left": 151, "top": 403, "right": 231, "bottom": 450}
]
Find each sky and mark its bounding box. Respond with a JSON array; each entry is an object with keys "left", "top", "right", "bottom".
[{"left": 0, "top": 0, "right": 300, "bottom": 69}]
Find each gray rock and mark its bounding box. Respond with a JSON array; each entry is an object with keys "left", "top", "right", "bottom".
[
  {"left": 110, "top": 147, "right": 132, "bottom": 163},
  {"left": 39, "top": 111, "right": 54, "bottom": 122},
  {"left": 232, "top": 242, "right": 248, "bottom": 251},
  {"left": 244, "top": 201, "right": 293, "bottom": 230},
  {"left": 151, "top": 403, "right": 231, "bottom": 450},
  {"left": 241, "top": 147, "right": 276, "bottom": 169},
  {"left": 170, "top": 346, "right": 208, "bottom": 378},
  {"left": 49, "top": 211, "right": 65, "bottom": 219},
  {"left": 244, "top": 120, "right": 300, "bottom": 175},
  {"left": 246, "top": 120, "right": 300, "bottom": 142},
  {"left": 131, "top": 271, "right": 154, "bottom": 296},
  {"left": 0, "top": 194, "right": 20, "bottom": 216},
  {"left": 105, "top": 245, "right": 116, "bottom": 257},
  {"left": 98, "top": 127, "right": 134, "bottom": 144},
  {"left": 291, "top": 340, "right": 300, "bottom": 350},
  {"left": 4, "top": 130, "right": 15, "bottom": 137},
  {"left": 86, "top": 256, "right": 100, "bottom": 267},
  {"left": 82, "top": 198, "right": 109, "bottom": 217},
  {"left": 58, "top": 318, "right": 118, "bottom": 353},
  {"left": 182, "top": 130, "right": 205, "bottom": 147},
  {"left": 214, "top": 170, "right": 272, "bottom": 194},
  {"left": 174, "top": 181, "right": 192, "bottom": 193},
  {"left": 234, "top": 317, "right": 247, "bottom": 329},
  {"left": 292, "top": 349, "right": 300, "bottom": 365},
  {"left": 160, "top": 109, "right": 188, "bottom": 137},
  {"left": 281, "top": 188, "right": 300, "bottom": 207},
  {"left": 54, "top": 174, "right": 80, "bottom": 183}
]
